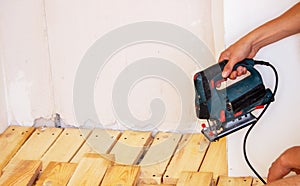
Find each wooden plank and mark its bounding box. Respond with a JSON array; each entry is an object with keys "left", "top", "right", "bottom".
[
  {"left": 251, "top": 178, "right": 266, "bottom": 186},
  {"left": 139, "top": 132, "right": 182, "bottom": 184},
  {"left": 0, "top": 126, "right": 35, "bottom": 170},
  {"left": 217, "top": 176, "right": 253, "bottom": 186},
  {"left": 67, "top": 153, "right": 114, "bottom": 185},
  {"left": 0, "top": 160, "right": 41, "bottom": 185},
  {"left": 35, "top": 161, "right": 77, "bottom": 186},
  {"left": 41, "top": 128, "right": 91, "bottom": 169},
  {"left": 4, "top": 127, "right": 63, "bottom": 171},
  {"left": 163, "top": 133, "right": 210, "bottom": 184},
  {"left": 71, "top": 129, "right": 121, "bottom": 163},
  {"left": 109, "top": 130, "right": 152, "bottom": 165},
  {"left": 101, "top": 165, "right": 140, "bottom": 186},
  {"left": 199, "top": 137, "right": 227, "bottom": 180},
  {"left": 177, "top": 171, "right": 213, "bottom": 186},
  {"left": 139, "top": 184, "right": 175, "bottom": 186}
]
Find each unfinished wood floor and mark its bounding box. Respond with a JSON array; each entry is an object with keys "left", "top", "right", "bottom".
[{"left": 0, "top": 126, "right": 264, "bottom": 186}]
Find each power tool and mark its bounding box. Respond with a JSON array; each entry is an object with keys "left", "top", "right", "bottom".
[{"left": 194, "top": 59, "right": 275, "bottom": 142}]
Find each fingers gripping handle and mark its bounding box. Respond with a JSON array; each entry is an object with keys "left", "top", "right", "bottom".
[
  {"left": 206, "top": 58, "right": 257, "bottom": 82},
  {"left": 220, "top": 58, "right": 255, "bottom": 74}
]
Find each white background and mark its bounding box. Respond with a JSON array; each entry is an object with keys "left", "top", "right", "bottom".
[
  {"left": 224, "top": 0, "right": 300, "bottom": 177},
  {"left": 0, "top": 0, "right": 299, "bottom": 177}
]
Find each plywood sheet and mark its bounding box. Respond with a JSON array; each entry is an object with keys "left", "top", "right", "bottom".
[
  {"left": 41, "top": 128, "right": 91, "bottom": 168},
  {"left": 71, "top": 129, "right": 121, "bottom": 163},
  {"left": 110, "top": 130, "right": 152, "bottom": 164},
  {"left": 217, "top": 176, "right": 253, "bottom": 186},
  {"left": 35, "top": 161, "right": 77, "bottom": 186},
  {"left": 67, "top": 153, "right": 114, "bottom": 185},
  {"left": 163, "top": 133, "right": 210, "bottom": 184},
  {"left": 0, "top": 160, "right": 41, "bottom": 185},
  {"left": 0, "top": 126, "right": 35, "bottom": 170},
  {"left": 177, "top": 171, "right": 213, "bottom": 186},
  {"left": 101, "top": 165, "right": 140, "bottom": 186},
  {"left": 200, "top": 137, "right": 227, "bottom": 180},
  {"left": 4, "top": 127, "right": 63, "bottom": 171},
  {"left": 139, "top": 132, "right": 182, "bottom": 184}
]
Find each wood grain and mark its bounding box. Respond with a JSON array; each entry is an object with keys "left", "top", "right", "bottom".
[
  {"left": 177, "top": 171, "right": 213, "bottom": 186},
  {"left": 0, "top": 126, "right": 35, "bottom": 170},
  {"left": 0, "top": 160, "right": 41, "bottom": 185},
  {"left": 163, "top": 133, "right": 210, "bottom": 184},
  {"left": 67, "top": 153, "right": 114, "bottom": 185},
  {"left": 199, "top": 137, "right": 227, "bottom": 180},
  {"left": 71, "top": 129, "right": 121, "bottom": 163},
  {"left": 101, "top": 165, "right": 140, "bottom": 186},
  {"left": 110, "top": 130, "right": 152, "bottom": 165},
  {"left": 4, "top": 127, "right": 63, "bottom": 171},
  {"left": 35, "top": 161, "right": 77, "bottom": 186},
  {"left": 251, "top": 178, "right": 266, "bottom": 186},
  {"left": 41, "top": 128, "right": 91, "bottom": 169},
  {"left": 139, "top": 132, "right": 182, "bottom": 184},
  {"left": 217, "top": 176, "right": 253, "bottom": 186}
]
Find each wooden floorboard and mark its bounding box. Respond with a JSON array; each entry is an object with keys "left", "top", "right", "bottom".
[
  {"left": 71, "top": 129, "right": 121, "bottom": 163},
  {"left": 163, "top": 133, "right": 210, "bottom": 184},
  {"left": 41, "top": 128, "right": 90, "bottom": 169},
  {"left": 176, "top": 171, "right": 213, "bottom": 186},
  {"left": 0, "top": 126, "right": 263, "bottom": 185},
  {"left": 0, "top": 126, "right": 35, "bottom": 171},
  {"left": 67, "top": 153, "right": 114, "bottom": 185},
  {"left": 35, "top": 161, "right": 77, "bottom": 186},
  {"left": 0, "top": 160, "right": 41, "bottom": 185},
  {"left": 4, "top": 127, "right": 63, "bottom": 171}
]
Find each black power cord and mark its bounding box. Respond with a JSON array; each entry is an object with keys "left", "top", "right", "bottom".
[{"left": 243, "top": 61, "right": 278, "bottom": 185}]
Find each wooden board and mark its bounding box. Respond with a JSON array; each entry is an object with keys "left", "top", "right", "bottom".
[
  {"left": 0, "top": 126, "right": 35, "bottom": 171},
  {"left": 139, "top": 132, "right": 182, "bottom": 184},
  {"left": 217, "top": 176, "right": 253, "bottom": 186},
  {"left": 4, "top": 127, "right": 63, "bottom": 171},
  {"left": 67, "top": 153, "right": 114, "bottom": 185},
  {"left": 0, "top": 160, "right": 41, "bottom": 185},
  {"left": 177, "top": 171, "right": 213, "bottom": 186},
  {"left": 139, "top": 184, "right": 175, "bottom": 186},
  {"left": 71, "top": 129, "right": 121, "bottom": 163},
  {"left": 251, "top": 178, "right": 266, "bottom": 186},
  {"left": 35, "top": 161, "right": 77, "bottom": 186},
  {"left": 110, "top": 130, "right": 152, "bottom": 165},
  {"left": 199, "top": 137, "right": 227, "bottom": 180},
  {"left": 41, "top": 128, "right": 91, "bottom": 169},
  {"left": 101, "top": 165, "right": 140, "bottom": 186},
  {"left": 163, "top": 133, "right": 210, "bottom": 184}
]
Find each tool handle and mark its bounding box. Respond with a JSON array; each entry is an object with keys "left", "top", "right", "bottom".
[{"left": 219, "top": 58, "right": 255, "bottom": 72}]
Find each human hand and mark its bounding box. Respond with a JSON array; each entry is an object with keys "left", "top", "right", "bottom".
[
  {"left": 267, "top": 146, "right": 300, "bottom": 183},
  {"left": 219, "top": 37, "right": 259, "bottom": 79}
]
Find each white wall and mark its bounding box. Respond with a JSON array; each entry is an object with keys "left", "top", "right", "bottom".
[
  {"left": 0, "top": 0, "right": 53, "bottom": 131},
  {"left": 224, "top": 0, "right": 300, "bottom": 177},
  {"left": 0, "top": 0, "right": 220, "bottom": 131}
]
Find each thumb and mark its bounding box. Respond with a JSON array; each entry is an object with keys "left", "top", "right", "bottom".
[{"left": 222, "top": 62, "right": 234, "bottom": 78}]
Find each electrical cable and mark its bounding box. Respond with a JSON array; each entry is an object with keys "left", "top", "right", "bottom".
[{"left": 243, "top": 61, "right": 278, "bottom": 185}]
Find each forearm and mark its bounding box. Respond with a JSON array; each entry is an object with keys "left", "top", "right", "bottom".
[{"left": 241, "top": 2, "right": 300, "bottom": 52}]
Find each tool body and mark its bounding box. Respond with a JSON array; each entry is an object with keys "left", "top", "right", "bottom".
[{"left": 194, "top": 59, "right": 274, "bottom": 141}]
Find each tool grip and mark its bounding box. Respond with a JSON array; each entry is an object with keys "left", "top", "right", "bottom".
[{"left": 219, "top": 58, "right": 255, "bottom": 72}]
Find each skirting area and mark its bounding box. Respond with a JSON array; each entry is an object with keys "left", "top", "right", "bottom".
[{"left": 0, "top": 126, "right": 263, "bottom": 185}]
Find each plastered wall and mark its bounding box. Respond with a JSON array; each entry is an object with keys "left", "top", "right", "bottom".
[{"left": 0, "top": 0, "right": 222, "bottom": 131}]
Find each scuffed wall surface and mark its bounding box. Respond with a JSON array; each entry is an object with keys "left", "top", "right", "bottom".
[
  {"left": 0, "top": 0, "right": 54, "bottom": 126},
  {"left": 0, "top": 0, "right": 218, "bottom": 132}
]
